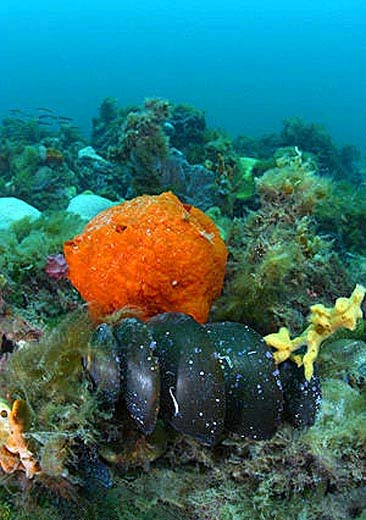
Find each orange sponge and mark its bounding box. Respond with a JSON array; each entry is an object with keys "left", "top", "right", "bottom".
[{"left": 64, "top": 192, "right": 227, "bottom": 323}]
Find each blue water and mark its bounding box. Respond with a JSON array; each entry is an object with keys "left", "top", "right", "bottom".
[{"left": 1, "top": 0, "right": 366, "bottom": 147}]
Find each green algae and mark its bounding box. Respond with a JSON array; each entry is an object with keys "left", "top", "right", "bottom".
[
  {"left": 304, "top": 379, "right": 366, "bottom": 456},
  {"left": 0, "top": 211, "right": 84, "bottom": 323},
  {"left": 317, "top": 181, "right": 366, "bottom": 256},
  {"left": 213, "top": 160, "right": 353, "bottom": 335}
]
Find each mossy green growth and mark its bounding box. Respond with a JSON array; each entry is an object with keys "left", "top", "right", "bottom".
[
  {"left": 1, "top": 312, "right": 102, "bottom": 484},
  {"left": 12, "top": 145, "right": 40, "bottom": 176},
  {"left": 304, "top": 379, "right": 366, "bottom": 457},
  {"left": 0, "top": 211, "right": 82, "bottom": 279},
  {"left": 0, "top": 118, "right": 44, "bottom": 145},
  {"left": 0, "top": 211, "right": 84, "bottom": 322},
  {"left": 317, "top": 337, "right": 366, "bottom": 389},
  {"left": 256, "top": 161, "right": 331, "bottom": 215},
  {"left": 3, "top": 144, "right": 77, "bottom": 211},
  {"left": 7, "top": 146, "right": 41, "bottom": 203},
  {"left": 0, "top": 316, "right": 365, "bottom": 519},
  {"left": 99, "top": 97, "right": 119, "bottom": 124},
  {"left": 214, "top": 161, "right": 352, "bottom": 335},
  {"left": 317, "top": 181, "right": 366, "bottom": 256},
  {"left": 116, "top": 99, "right": 171, "bottom": 194}
]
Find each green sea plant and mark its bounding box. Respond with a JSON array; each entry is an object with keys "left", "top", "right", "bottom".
[
  {"left": 11, "top": 148, "right": 76, "bottom": 211},
  {"left": 234, "top": 117, "right": 362, "bottom": 182},
  {"left": 213, "top": 157, "right": 353, "bottom": 335},
  {"left": 317, "top": 180, "right": 366, "bottom": 256},
  {"left": 0, "top": 143, "right": 78, "bottom": 211},
  {"left": 280, "top": 117, "right": 361, "bottom": 180},
  {"left": 0, "top": 312, "right": 102, "bottom": 486},
  {"left": 205, "top": 206, "right": 232, "bottom": 241},
  {"left": 115, "top": 98, "right": 171, "bottom": 194},
  {"left": 91, "top": 97, "right": 126, "bottom": 153},
  {"left": 233, "top": 156, "right": 257, "bottom": 201},
  {"left": 7, "top": 145, "right": 41, "bottom": 201},
  {"left": 169, "top": 103, "right": 206, "bottom": 160},
  {"left": 0, "top": 211, "right": 84, "bottom": 323},
  {"left": 0, "top": 117, "right": 45, "bottom": 145}
]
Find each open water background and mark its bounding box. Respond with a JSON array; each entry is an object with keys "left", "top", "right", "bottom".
[{"left": 0, "top": 0, "right": 366, "bottom": 147}]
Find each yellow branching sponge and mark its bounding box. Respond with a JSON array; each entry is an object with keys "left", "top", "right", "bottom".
[{"left": 264, "top": 284, "right": 366, "bottom": 381}]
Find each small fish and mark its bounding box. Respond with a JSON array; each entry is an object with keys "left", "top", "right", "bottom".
[
  {"left": 58, "top": 115, "right": 73, "bottom": 122},
  {"left": 38, "top": 113, "right": 58, "bottom": 120},
  {"left": 38, "top": 120, "right": 53, "bottom": 126},
  {"left": 36, "top": 107, "right": 55, "bottom": 113}
]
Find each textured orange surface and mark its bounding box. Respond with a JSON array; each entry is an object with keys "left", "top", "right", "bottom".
[{"left": 64, "top": 192, "right": 228, "bottom": 322}]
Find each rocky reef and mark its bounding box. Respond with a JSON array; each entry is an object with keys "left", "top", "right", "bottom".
[{"left": 0, "top": 99, "right": 366, "bottom": 519}]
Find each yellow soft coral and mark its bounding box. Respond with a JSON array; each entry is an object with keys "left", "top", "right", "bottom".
[
  {"left": 264, "top": 284, "right": 366, "bottom": 381},
  {"left": 0, "top": 399, "right": 41, "bottom": 479}
]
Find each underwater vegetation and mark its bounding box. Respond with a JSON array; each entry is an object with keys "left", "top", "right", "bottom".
[
  {"left": 317, "top": 181, "right": 366, "bottom": 257},
  {"left": 114, "top": 98, "right": 172, "bottom": 194},
  {"left": 214, "top": 151, "right": 356, "bottom": 335},
  {"left": 0, "top": 110, "right": 87, "bottom": 211},
  {"left": 234, "top": 116, "right": 362, "bottom": 182},
  {"left": 2, "top": 97, "right": 364, "bottom": 232},
  {"left": 90, "top": 97, "right": 257, "bottom": 213},
  {"left": 0, "top": 313, "right": 102, "bottom": 484},
  {"left": 0, "top": 280, "right": 364, "bottom": 519},
  {"left": 0, "top": 211, "right": 84, "bottom": 323},
  {"left": 0, "top": 97, "right": 366, "bottom": 519}
]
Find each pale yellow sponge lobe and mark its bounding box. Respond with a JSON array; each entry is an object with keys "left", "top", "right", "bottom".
[
  {"left": 0, "top": 399, "right": 41, "bottom": 479},
  {"left": 264, "top": 284, "right": 366, "bottom": 381}
]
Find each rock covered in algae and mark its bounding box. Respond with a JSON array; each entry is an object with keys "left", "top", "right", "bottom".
[{"left": 0, "top": 197, "right": 41, "bottom": 230}]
